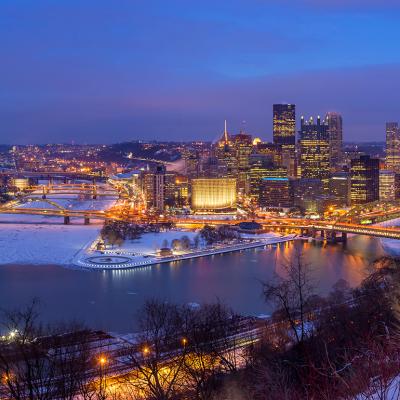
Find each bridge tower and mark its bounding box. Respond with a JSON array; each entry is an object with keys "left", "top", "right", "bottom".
[{"left": 92, "top": 184, "right": 97, "bottom": 200}]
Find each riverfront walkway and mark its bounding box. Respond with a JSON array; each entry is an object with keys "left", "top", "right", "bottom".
[{"left": 74, "top": 235, "right": 296, "bottom": 270}]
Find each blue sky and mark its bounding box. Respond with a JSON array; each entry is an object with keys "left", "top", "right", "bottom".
[{"left": 1, "top": 0, "right": 400, "bottom": 143}]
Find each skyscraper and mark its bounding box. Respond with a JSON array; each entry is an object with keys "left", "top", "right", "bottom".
[
  {"left": 325, "top": 112, "right": 343, "bottom": 170},
  {"left": 379, "top": 170, "right": 396, "bottom": 201},
  {"left": 350, "top": 155, "right": 379, "bottom": 205},
  {"left": 386, "top": 122, "right": 400, "bottom": 173},
  {"left": 232, "top": 132, "right": 253, "bottom": 194},
  {"left": 299, "top": 116, "right": 330, "bottom": 192},
  {"left": 273, "top": 104, "right": 296, "bottom": 176},
  {"left": 214, "top": 121, "right": 237, "bottom": 178}
]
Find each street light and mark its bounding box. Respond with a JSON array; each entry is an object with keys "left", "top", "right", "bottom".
[
  {"left": 143, "top": 346, "right": 150, "bottom": 356},
  {"left": 182, "top": 337, "right": 188, "bottom": 347},
  {"left": 98, "top": 356, "right": 107, "bottom": 366}
]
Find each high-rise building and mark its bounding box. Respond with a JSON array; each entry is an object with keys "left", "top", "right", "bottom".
[
  {"left": 183, "top": 150, "right": 201, "bottom": 178},
  {"left": 291, "top": 178, "right": 323, "bottom": 213},
  {"left": 273, "top": 104, "right": 296, "bottom": 176},
  {"left": 232, "top": 132, "right": 253, "bottom": 194},
  {"left": 350, "top": 155, "right": 379, "bottom": 205},
  {"left": 260, "top": 177, "right": 292, "bottom": 209},
  {"left": 140, "top": 165, "right": 167, "bottom": 211},
  {"left": 379, "top": 170, "right": 396, "bottom": 201},
  {"left": 248, "top": 154, "right": 274, "bottom": 203},
  {"left": 386, "top": 122, "right": 400, "bottom": 173},
  {"left": 329, "top": 172, "right": 350, "bottom": 206},
  {"left": 256, "top": 142, "right": 283, "bottom": 166},
  {"left": 248, "top": 153, "right": 287, "bottom": 205},
  {"left": 299, "top": 116, "right": 330, "bottom": 192},
  {"left": 325, "top": 112, "right": 343, "bottom": 171},
  {"left": 214, "top": 121, "right": 237, "bottom": 178},
  {"left": 154, "top": 165, "right": 166, "bottom": 211}
]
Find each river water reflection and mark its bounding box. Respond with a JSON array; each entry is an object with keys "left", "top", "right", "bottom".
[{"left": 0, "top": 236, "right": 386, "bottom": 333}]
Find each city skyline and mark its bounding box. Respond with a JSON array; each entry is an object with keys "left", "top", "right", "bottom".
[{"left": 1, "top": 0, "right": 400, "bottom": 144}]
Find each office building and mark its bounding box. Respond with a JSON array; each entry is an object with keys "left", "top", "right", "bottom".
[
  {"left": 260, "top": 177, "right": 291, "bottom": 209},
  {"left": 232, "top": 132, "right": 253, "bottom": 194},
  {"left": 350, "top": 155, "right": 379, "bottom": 205},
  {"left": 379, "top": 170, "right": 396, "bottom": 201},
  {"left": 299, "top": 116, "right": 330, "bottom": 192},
  {"left": 386, "top": 122, "right": 400, "bottom": 173},
  {"left": 325, "top": 112, "right": 343, "bottom": 170},
  {"left": 329, "top": 172, "right": 350, "bottom": 206},
  {"left": 291, "top": 178, "right": 323, "bottom": 213},
  {"left": 273, "top": 104, "right": 296, "bottom": 176}
]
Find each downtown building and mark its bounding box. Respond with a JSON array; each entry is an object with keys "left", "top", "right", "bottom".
[
  {"left": 386, "top": 122, "right": 400, "bottom": 173},
  {"left": 325, "top": 112, "right": 343, "bottom": 171},
  {"left": 299, "top": 116, "right": 330, "bottom": 192},
  {"left": 379, "top": 169, "right": 396, "bottom": 202},
  {"left": 329, "top": 172, "right": 350, "bottom": 206},
  {"left": 190, "top": 177, "right": 237, "bottom": 213},
  {"left": 259, "top": 177, "right": 291, "bottom": 209},
  {"left": 273, "top": 104, "right": 296, "bottom": 177},
  {"left": 350, "top": 155, "right": 379, "bottom": 205}
]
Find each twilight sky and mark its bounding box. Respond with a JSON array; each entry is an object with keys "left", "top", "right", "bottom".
[{"left": 1, "top": 0, "right": 400, "bottom": 144}]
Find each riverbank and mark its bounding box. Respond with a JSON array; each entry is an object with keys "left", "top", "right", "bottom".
[{"left": 73, "top": 233, "right": 297, "bottom": 270}]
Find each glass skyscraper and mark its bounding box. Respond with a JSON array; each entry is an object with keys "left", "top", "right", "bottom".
[{"left": 273, "top": 104, "right": 296, "bottom": 176}]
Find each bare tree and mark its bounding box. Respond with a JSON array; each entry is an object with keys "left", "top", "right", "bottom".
[
  {"left": 122, "top": 300, "right": 187, "bottom": 400},
  {"left": 180, "top": 303, "right": 243, "bottom": 400},
  {"left": 263, "top": 244, "right": 315, "bottom": 344}
]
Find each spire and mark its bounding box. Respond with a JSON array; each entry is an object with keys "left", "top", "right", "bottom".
[{"left": 224, "top": 119, "right": 228, "bottom": 143}]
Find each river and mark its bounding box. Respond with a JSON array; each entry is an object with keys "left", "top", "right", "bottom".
[{"left": 0, "top": 235, "right": 386, "bottom": 333}]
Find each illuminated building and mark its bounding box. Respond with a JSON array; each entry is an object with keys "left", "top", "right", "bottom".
[
  {"left": 154, "top": 166, "right": 166, "bottom": 211},
  {"left": 291, "top": 178, "right": 322, "bottom": 213},
  {"left": 273, "top": 104, "right": 296, "bottom": 176},
  {"left": 232, "top": 132, "right": 253, "bottom": 194},
  {"left": 248, "top": 154, "right": 274, "bottom": 203},
  {"left": 329, "top": 172, "right": 350, "bottom": 206},
  {"left": 260, "top": 177, "right": 291, "bottom": 209},
  {"left": 299, "top": 116, "right": 330, "bottom": 192},
  {"left": 201, "top": 156, "right": 223, "bottom": 178},
  {"left": 386, "top": 122, "right": 400, "bottom": 173},
  {"left": 141, "top": 170, "right": 154, "bottom": 209},
  {"left": 325, "top": 112, "right": 343, "bottom": 170},
  {"left": 11, "top": 177, "right": 33, "bottom": 190},
  {"left": 140, "top": 165, "right": 166, "bottom": 211},
  {"left": 256, "top": 142, "right": 283, "bottom": 166},
  {"left": 182, "top": 150, "right": 201, "bottom": 178},
  {"left": 379, "top": 170, "right": 396, "bottom": 201},
  {"left": 350, "top": 155, "right": 379, "bottom": 205},
  {"left": 214, "top": 121, "right": 237, "bottom": 178},
  {"left": 164, "top": 173, "right": 189, "bottom": 207},
  {"left": 249, "top": 152, "right": 288, "bottom": 203},
  {"left": 191, "top": 178, "right": 236, "bottom": 212}
]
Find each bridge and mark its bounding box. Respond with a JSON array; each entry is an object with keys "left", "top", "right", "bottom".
[
  {"left": 25, "top": 183, "right": 120, "bottom": 199},
  {"left": 171, "top": 217, "right": 400, "bottom": 240},
  {"left": 2, "top": 191, "right": 400, "bottom": 240},
  {"left": 0, "top": 169, "right": 108, "bottom": 182}
]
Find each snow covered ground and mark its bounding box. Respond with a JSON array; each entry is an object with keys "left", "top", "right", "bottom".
[
  {"left": 0, "top": 214, "right": 103, "bottom": 265},
  {"left": 0, "top": 189, "right": 118, "bottom": 265},
  {"left": 117, "top": 230, "right": 199, "bottom": 254},
  {"left": 378, "top": 217, "right": 400, "bottom": 257}
]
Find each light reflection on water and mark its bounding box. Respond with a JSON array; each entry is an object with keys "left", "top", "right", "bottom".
[{"left": 0, "top": 236, "right": 386, "bottom": 333}]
